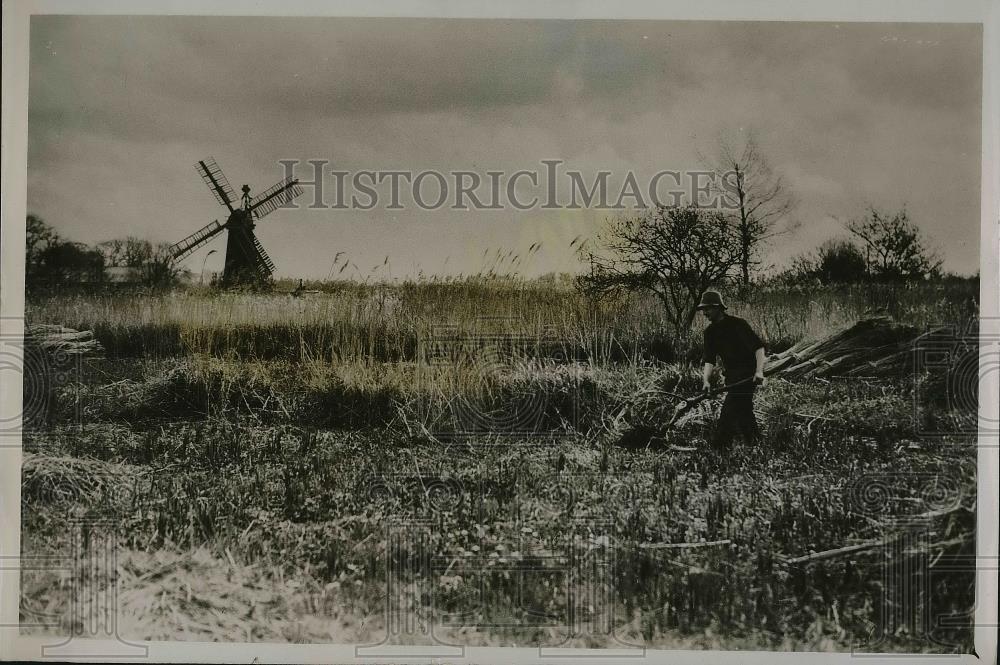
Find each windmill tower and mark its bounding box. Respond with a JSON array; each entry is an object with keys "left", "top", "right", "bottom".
[{"left": 170, "top": 158, "right": 304, "bottom": 287}]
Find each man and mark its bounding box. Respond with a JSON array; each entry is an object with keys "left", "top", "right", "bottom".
[{"left": 698, "top": 290, "right": 766, "bottom": 454}]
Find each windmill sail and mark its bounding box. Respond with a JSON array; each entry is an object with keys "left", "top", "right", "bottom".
[
  {"left": 169, "top": 219, "right": 224, "bottom": 261},
  {"left": 250, "top": 234, "right": 276, "bottom": 277},
  {"left": 195, "top": 158, "right": 237, "bottom": 212},
  {"left": 249, "top": 177, "right": 303, "bottom": 220}
]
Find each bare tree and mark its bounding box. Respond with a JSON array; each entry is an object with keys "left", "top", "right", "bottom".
[
  {"left": 97, "top": 239, "right": 127, "bottom": 268},
  {"left": 26, "top": 215, "right": 60, "bottom": 280},
  {"left": 786, "top": 239, "right": 868, "bottom": 284},
  {"left": 702, "top": 133, "right": 796, "bottom": 285},
  {"left": 99, "top": 236, "right": 187, "bottom": 288},
  {"left": 37, "top": 241, "right": 105, "bottom": 284},
  {"left": 122, "top": 237, "right": 154, "bottom": 269},
  {"left": 138, "top": 242, "right": 188, "bottom": 288},
  {"left": 578, "top": 205, "right": 742, "bottom": 336},
  {"left": 846, "top": 206, "right": 942, "bottom": 281}
]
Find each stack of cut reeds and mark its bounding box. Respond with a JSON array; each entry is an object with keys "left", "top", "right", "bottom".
[
  {"left": 764, "top": 315, "right": 942, "bottom": 380},
  {"left": 22, "top": 324, "right": 103, "bottom": 428},
  {"left": 25, "top": 324, "right": 104, "bottom": 357},
  {"left": 21, "top": 452, "right": 126, "bottom": 504}
]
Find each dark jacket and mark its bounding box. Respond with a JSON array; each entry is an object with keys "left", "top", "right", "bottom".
[{"left": 703, "top": 314, "right": 764, "bottom": 382}]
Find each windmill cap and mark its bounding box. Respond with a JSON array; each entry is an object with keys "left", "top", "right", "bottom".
[{"left": 696, "top": 290, "right": 727, "bottom": 310}]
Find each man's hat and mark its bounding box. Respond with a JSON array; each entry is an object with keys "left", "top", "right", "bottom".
[{"left": 696, "top": 290, "right": 727, "bottom": 310}]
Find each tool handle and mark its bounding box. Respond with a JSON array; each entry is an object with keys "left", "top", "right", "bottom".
[
  {"left": 694, "top": 375, "right": 755, "bottom": 402},
  {"left": 662, "top": 376, "right": 759, "bottom": 439}
]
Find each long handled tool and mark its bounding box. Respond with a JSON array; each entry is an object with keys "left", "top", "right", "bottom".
[
  {"left": 667, "top": 376, "right": 755, "bottom": 426},
  {"left": 646, "top": 376, "right": 756, "bottom": 451}
]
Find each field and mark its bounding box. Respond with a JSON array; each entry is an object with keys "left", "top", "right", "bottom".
[{"left": 19, "top": 277, "right": 979, "bottom": 651}]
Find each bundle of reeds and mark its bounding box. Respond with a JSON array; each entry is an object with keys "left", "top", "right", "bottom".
[
  {"left": 25, "top": 324, "right": 104, "bottom": 358},
  {"left": 21, "top": 452, "right": 126, "bottom": 504},
  {"left": 21, "top": 324, "right": 103, "bottom": 428},
  {"left": 765, "top": 315, "right": 937, "bottom": 380}
]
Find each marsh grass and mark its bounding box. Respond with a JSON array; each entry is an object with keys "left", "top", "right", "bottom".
[
  {"left": 26, "top": 278, "right": 977, "bottom": 362},
  {"left": 22, "top": 410, "right": 975, "bottom": 649},
  {"left": 19, "top": 275, "right": 979, "bottom": 650}
]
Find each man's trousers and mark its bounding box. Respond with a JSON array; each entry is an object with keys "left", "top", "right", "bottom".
[{"left": 712, "top": 386, "right": 760, "bottom": 451}]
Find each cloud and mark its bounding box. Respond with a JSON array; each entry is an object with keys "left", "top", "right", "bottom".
[{"left": 25, "top": 17, "right": 983, "bottom": 277}]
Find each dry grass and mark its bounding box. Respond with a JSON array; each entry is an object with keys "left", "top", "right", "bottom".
[
  {"left": 20, "top": 545, "right": 377, "bottom": 643},
  {"left": 26, "top": 278, "right": 978, "bottom": 363},
  {"left": 18, "top": 276, "right": 980, "bottom": 651},
  {"left": 21, "top": 453, "right": 133, "bottom": 505},
  {"left": 23, "top": 543, "right": 938, "bottom": 650},
  {"left": 21, "top": 390, "right": 977, "bottom": 651}
]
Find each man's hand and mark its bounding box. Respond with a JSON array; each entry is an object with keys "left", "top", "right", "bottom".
[
  {"left": 702, "top": 362, "right": 715, "bottom": 394},
  {"left": 754, "top": 347, "right": 766, "bottom": 387}
]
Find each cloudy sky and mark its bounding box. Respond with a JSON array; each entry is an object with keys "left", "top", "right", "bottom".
[{"left": 28, "top": 17, "right": 982, "bottom": 279}]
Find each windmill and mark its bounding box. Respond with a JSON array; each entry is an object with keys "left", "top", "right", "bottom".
[{"left": 169, "top": 158, "right": 304, "bottom": 287}]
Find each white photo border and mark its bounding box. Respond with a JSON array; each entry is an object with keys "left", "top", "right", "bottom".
[{"left": 1, "top": 0, "right": 997, "bottom": 663}]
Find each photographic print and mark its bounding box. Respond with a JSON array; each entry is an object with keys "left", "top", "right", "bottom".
[{"left": 2, "top": 3, "right": 997, "bottom": 662}]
